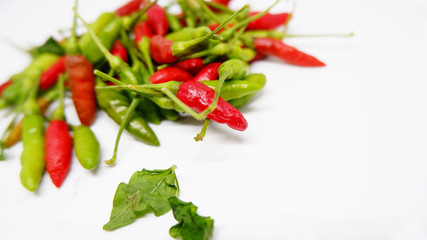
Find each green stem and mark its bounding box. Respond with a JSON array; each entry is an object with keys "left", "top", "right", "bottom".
[
  {"left": 194, "top": 119, "right": 210, "bottom": 142},
  {"left": 223, "top": 0, "right": 281, "bottom": 40},
  {"left": 171, "top": 4, "right": 249, "bottom": 56},
  {"left": 204, "top": 1, "right": 235, "bottom": 14},
  {"left": 67, "top": 0, "right": 80, "bottom": 55},
  {"left": 94, "top": 69, "right": 126, "bottom": 85},
  {"left": 198, "top": 75, "right": 226, "bottom": 117},
  {"left": 195, "top": 0, "right": 225, "bottom": 25},
  {"left": 105, "top": 96, "right": 141, "bottom": 165}
]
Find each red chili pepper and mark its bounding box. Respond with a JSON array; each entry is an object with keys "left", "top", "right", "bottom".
[
  {"left": 147, "top": 3, "right": 169, "bottom": 36},
  {"left": 249, "top": 51, "right": 266, "bottom": 63},
  {"left": 45, "top": 120, "right": 72, "bottom": 188},
  {"left": 110, "top": 40, "right": 128, "bottom": 62},
  {"left": 133, "top": 20, "right": 154, "bottom": 43},
  {"left": 39, "top": 56, "right": 67, "bottom": 90},
  {"left": 150, "top": 66, "right": 193, "bottom": 84},
  {"left": 0, "top": 80, "right": 12, "bottom": 97},
  {"left": 115, "top": 0, "right": 143, "bottom": 17},
  {"left": 247, "top": 12, "right": 291, "bottom": 30},
  {"left": 66, "top": 55, "right": 98, "bottom": 125},
  {"left": 177, "top": 81, "right": 248, "bottom": 131},
  {"left": 149, "top": 35, "right": 178, "bottom": 64},
  {"left": 173, "top": 58, "right": 204, "bottom": 75},
  {"left": 254, "top": 37, "right": 325, "bottom": 67},
  {"left": 192, "top": 62, "right": 221, "bottom": 81},
  {"left": 211, "top": 0, "right": 231, "bottom": 6}
]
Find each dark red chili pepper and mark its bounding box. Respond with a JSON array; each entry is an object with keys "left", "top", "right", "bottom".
[
  {"left": 115, "top": 0, "right": 143, "bottom": 17},
  {"left": 45, "top": 120, "right": 72, "bottom": 188},
  {"left": 147, "top": 3, "right": 169, "bottom": 36},
  {"left": 0, "top": 80, "right": 12, "bottom": 97},
  {"left": 66, "top": 55, "right": 98, "bottom": 125},
  {"left": 177, "top": 81, "right": 248, "bottom": 131},
  {"left": 192, "top": 62, "right": 221, "bottom": 81},
  {"left": 173, "top": 58, "right": 204, "bottom": 75},
  {"left": 66, "top": 6, "right": 98, "bottom": 126},
  {"left": 39, "top": 56, "right": 67, "bottom": 90},
  {"left": 247, "top": 12, "right": 291, "bottom": 30},
  {"left": 150, "top": 66, "right": 193, "bottom": 84},
  {"left": 254, "top": 37, "right": 325, "bottom": 67},
  {"left": 149, "top": 35, "right": 178, "bottom": 64},
  {"left": 110, "top": 40, "right": 128, "bottom": 62},
  {"left": 133, "top": 20, "right": 154, "bottom": 43}
]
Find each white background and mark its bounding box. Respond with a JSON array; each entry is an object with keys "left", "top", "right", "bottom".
[{"left": 1, "top": 0, "right": 427, "bottom": 239}]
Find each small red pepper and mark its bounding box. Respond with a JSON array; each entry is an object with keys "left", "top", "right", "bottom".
[
  {"left": 211, "top": 0, "right": 231, "bottom": 7},
  {"left": 147, "top": 3, "right": 169, "bottom": 36},
  {"left": 249, "top": 51, "right": 266, "bottom": 63},
  {"left": 133, "top": 20, "right": 154, "bottom": 43},
  {"left": 150, "top": 66, "right": 193, "bottom": 84},
  {"left": 115, "top": 0, "right": 143, "bottom": 17},
  {"left": 247, "top": 12, "right": 291, "bottom": 30},
  {"left": 45, "top": 120, "right": 73, "bottom": 188},
  {"left": 149, "top": 35, "right": 178, "bottom": 64},
  {"left": 40, "top": 56, "right": 67, "bottom": 90},
  {"left": 0, "top": 80, "right": 12, "bottom": 97},
  {"left": 192, "top": 62, "right": 221, "bottom": 81},
  {"left": 110, "top": 40, "right": 128, "bottom": 62},
  {"left": 177, "top": 81, "right": 248, "bottom": 131},
  {"left": 254, "top": 37, "right": 325, "bottom": 67},
  {"left": 173, "top": 58, "right": 204, "bottom": 75},
  {"left": 66, "top": 55, "right": 98, "bottom": 125}
]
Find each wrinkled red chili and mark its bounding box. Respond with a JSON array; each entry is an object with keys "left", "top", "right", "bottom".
[
  {"left": 147, "top": 3, "right": 169, "bottom": 36},
  {"left": 173, "top": 58, "right": 204, "bottom": 75},
  {"left": 177, "top": 80, "right": 248, "bottom": 131},
  {"left": 149, "top": 35, "right": 178, "bottom": 64},
  {"left": 110, "top": 40, "right": 128, "bottom": 62}
]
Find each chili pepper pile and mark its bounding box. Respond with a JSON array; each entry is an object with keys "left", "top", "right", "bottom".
[{"left": 0, "top": 0, "right": 332, "bottom": 191}]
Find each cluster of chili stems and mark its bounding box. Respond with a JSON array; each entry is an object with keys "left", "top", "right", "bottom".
[{"left": 0, "top": 0, "right": 351, "bottom": 192}]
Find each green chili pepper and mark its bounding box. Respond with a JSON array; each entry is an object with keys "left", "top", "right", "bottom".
[
  {"left": 73, "top": 125, "right": 100, "bottom": 170},
  {"left": 78, "top": 12, "right": 116, "bottom": 51},
  {"left": 227, "top": 43, "right": 256, "bottom": 62},
  {"left": 159, "top": 108, "right": 180, "bottom": 121},
  {"left": 138, "top": 97, "right": 162, "bottom": 125},
  {"left": 96, "top": 80, "right": 159, "bottom": 146},
  {"left": 228, "top": 94, "right": 256, "bottom": 109},
  {"left": 20, "top": 114, "right": 45, "bottom": 192},
  {"left": 19, "top": 72, "right": 45, "bottom": 192},
  {"left": 201, "top": 73, "right": 266, "bottom": 101},
  {"left": 166, "top": 12, "right": 182, "bottom": 32},
  {"left": 165, "top": 26, "right": 211, "bottom": 42},
  {"left": 81, "top": 17, "right": 123, "bottom": 65}
]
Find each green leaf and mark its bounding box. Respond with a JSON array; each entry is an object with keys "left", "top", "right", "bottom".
[
  {"left": 103, "top": 183, "right": 149, "bottom": 231},
  {"left": 103, "top": 166, "right": 179, "bottom": 231},
  {"left": 169, "top": 197, "right": 214, "bottom": 240},
  {"left": 128, "top": 166, "right": 179, "bottom": 216},
  {"left": 28, "top": 37, "right": 65, "bottom": 57}
]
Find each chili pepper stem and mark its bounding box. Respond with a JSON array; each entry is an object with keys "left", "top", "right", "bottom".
[
  {"left": 161, "top": 87, "right": 206, "bottom": 120},
  {"left": 198, "top": 75, "right": 226, "bottom": 117},
  {"left": 194, "top": 119, "right": 210, "bottom": 142},
  {"left": 94, "top": 69, "right": 126, "bottom": 85},
  {"left": 171, "top": 4, "right": 249, "bottom": 57},
  {"left": 284, "top": 32, "right": 355, "bottom": 38},
  {"left": 105, "top": 96, "right": 141, "bottom": 165}
]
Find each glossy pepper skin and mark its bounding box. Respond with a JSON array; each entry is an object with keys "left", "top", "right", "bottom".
[
  {"left": 173, "top": 58, "right": 204, "bottom": 75},
  {"left": 254, "top": 37, "right": 325, "bottom": 67},
  {"left": 150, "top": 35, "right": 178, "bottom": 64},
  {"left": 133, "top": 21, "right": 153, "bottom": 43},
  {"left": 247, "top": 12, "right": 291, "bottom": 30},
  {"left": 96, "top": 81, "right": 160, "bottom": 146},
  {"left": 150, "top": 67, "right": 193, "bottom": 84},
  {"left": 20, "top": 114, "right": 45, "bottom": 192},
  {"left": 110, "top": 40, "right": 128, "bottom": 62},
  {"left": 73, "top": 125, "right": 100, "bottom": 170},
  {"left": 193, "top": 62, "right": 221, "bottom": 81},
  {"left": 177, "top": 81, "right": 248, "bottom": 131},
  {"left": 115, "top": 0, "right": 142, "bottom": 17},
  {"left": 147, "top": 3, "right": 169, "bottom": 36},
  {"left": 66, "top": 55, "right": 98, "bottom": 126},
  {"left": 45, "top": 120, "right": 72, "bottom": 187},
  {"left": 40, "top": 56, "right": 67, "bottom": 90}
]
